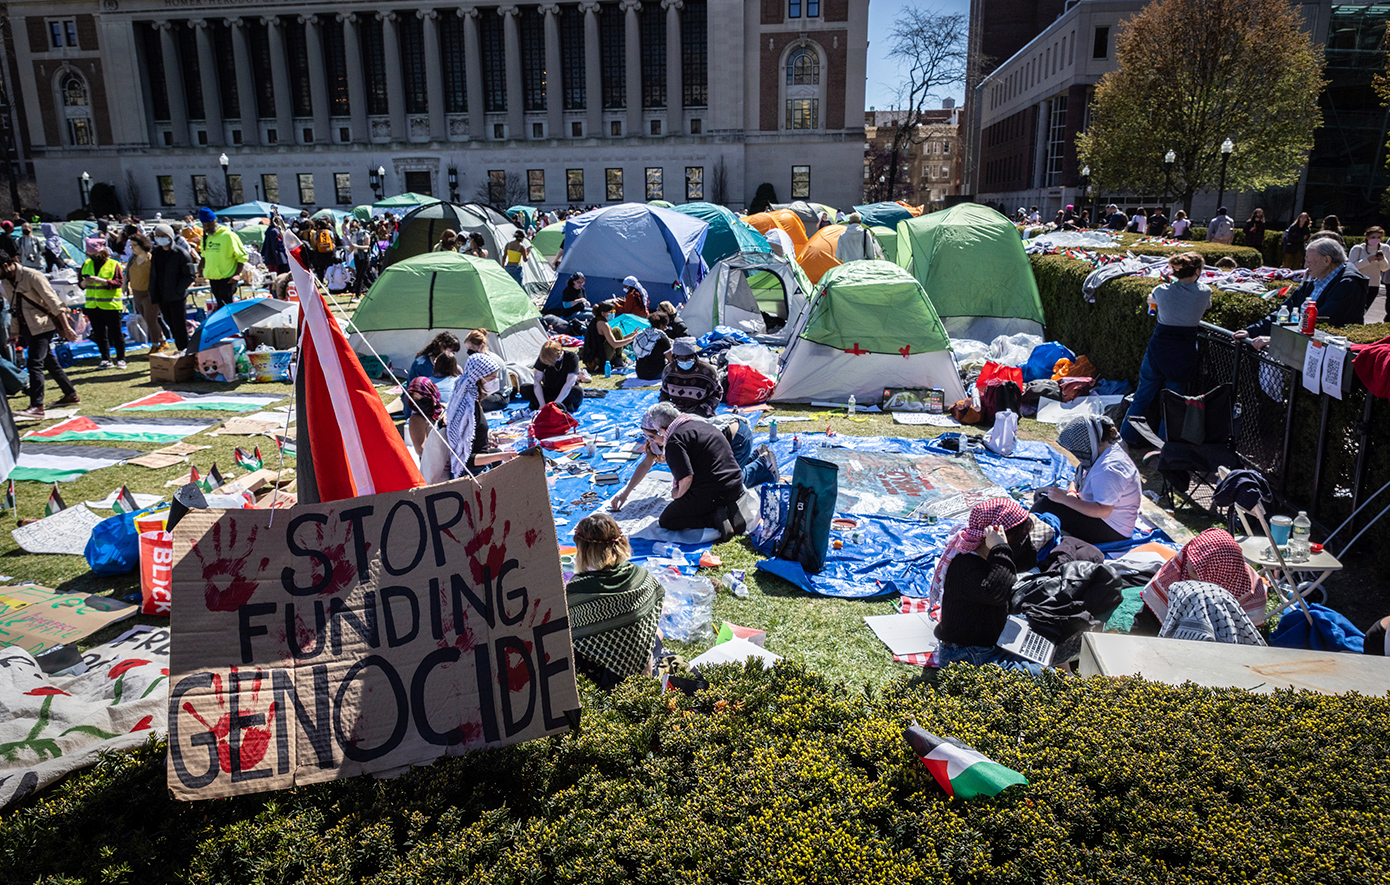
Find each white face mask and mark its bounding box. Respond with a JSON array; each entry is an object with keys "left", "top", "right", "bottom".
[{"left": 483, "top": 377, "right": 500, "bottom": 394}]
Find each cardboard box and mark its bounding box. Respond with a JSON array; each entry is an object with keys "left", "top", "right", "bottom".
[
  {"left": 245, "top": 324, "right": 299, "bottom": 351},
  {"left": 149, "top": 352, "right": 196, "bottom": 383}
]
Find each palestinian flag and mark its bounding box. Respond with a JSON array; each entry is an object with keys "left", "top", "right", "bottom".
[
  {"left": 235, "top": 446, "right": 263, "bottom": 470},
  {"left": 112, "top": 485, "right": 139, "bottom": 514},
  {"left": 189, "top": 465, "right": 203, "bottom": 489},
  {"left": 23, "top": 415, "right": 218, "bottom": 445},
  {"left": 114, "top": 391, "right": 285, "bottom": 412},
  {"left": 46, "top": 484, "right": 66, "bottom": 516},
  {"left": 904, "top": 724, "right": 1028, "bottom": 800},
  {"left": 207, "top": 463, "right": 225, "bottom": 490},
  {"left": 10, "top": 444, "right": 144, "bottom": 483},
  {"left": 2, "top": 479, "right": 14, "bottom": 511}
]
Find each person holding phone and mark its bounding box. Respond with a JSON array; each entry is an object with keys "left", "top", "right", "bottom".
[{"left": 1350, "top": 225, "right": 1390, "bottom": 312}]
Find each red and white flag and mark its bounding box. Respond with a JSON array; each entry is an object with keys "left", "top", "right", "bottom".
[{"left": 286, "top": 232, "right": 423, "bottom": 502}]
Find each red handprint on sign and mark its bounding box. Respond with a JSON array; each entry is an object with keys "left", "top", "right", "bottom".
[
  {"left": 180, "top": 667, "right": 278, "bottom": 775},
  {"left": 297, "top": 518, "right": 365, "bottom": 597},
  {"left": 190, "top": 522, "right": 271, "bottom": 612},
  {"left": 462, "top": 485, "right": 512, "bottom": 591}
]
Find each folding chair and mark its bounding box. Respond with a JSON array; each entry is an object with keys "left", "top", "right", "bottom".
[
  {"left": 1230, "top": 500, "right": 1343, "bottom": 627},
  {"left": 1128, "top": 384, "right": 1243, "bottom": 509}
]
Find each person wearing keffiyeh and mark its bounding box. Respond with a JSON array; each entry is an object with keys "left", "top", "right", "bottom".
[
  {"left": 427, "top": 352, "right": 515, "bottom": 483},
  {"left": 1135, "top": 528, "right": 1268, "bottom": 634},
  {"left": 1032, "top": 414, "right": 1142, "bottom": 544},
  {"left": 565, "top": 513, "right": 665, "bottom": 688}
]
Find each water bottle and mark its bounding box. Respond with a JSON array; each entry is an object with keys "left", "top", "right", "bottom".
[
  {"left": 847, "top": 394, "right": 856, "bottom": 417},
  {"left": 792, "top": 434, "right": 800, "bottom": 452},
  {"left": 769, "top": 418, "right": 779, "bottom": 442},
  {"left": 1289, "top": 511, "right": 1311, "bottom": 562},
  {"left": 1277, "top": 304, "right": 1290, "bottom": 325},
  {"left": 603, "top": 360, "right": 611, "bottom": 378},
  {"left": 1032, "top": 465, "right": 1047, "bottom": 489},
  {"left": 1290, "top": 306, "right": 1300, "bottom": 328}
]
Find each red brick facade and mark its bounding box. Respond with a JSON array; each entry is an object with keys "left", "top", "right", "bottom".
[{"left": 760, "top": 30, "right": 848, "bottom": 132}]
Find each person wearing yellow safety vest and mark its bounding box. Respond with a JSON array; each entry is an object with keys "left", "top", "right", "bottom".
[
  {"left": 503, "top": 230, "right": 531, "bottom": 285},
  {"left": 78, "top": 238, "right": 126, "bottom": 369},
  {"left": 198, "top": 206, "right": 247, "bottom": 308}
]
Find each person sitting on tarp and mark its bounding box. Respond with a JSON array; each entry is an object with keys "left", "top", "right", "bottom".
[
  {"left": 617, "top": 402, "right": 747, "bottom": 540},
  {"left": 660, "top": 338, "right": 723, "bottom": 418},
  {"left": 928, "top": 498, "right": 1046, "bottom": 676},
  {"left": 611, "top": 410, "right": 777, "bottom": 515},
  {"left": 633, "top": 312, "right": 673, "bottom": 381},
  {"left": 655, "top": 300, "right": 689, "bottom": 339},
  {"left": 406, "top": 352, "right": 459, "bottom": 455},
  {"left": 424, "top": 352, "right": 516, "bottom": 483},
  {"left": 528, "top": 339, "right": 584, "bottom": 412},
  {"left": 1130, "top": 528, "right": 1268, "bottom": 636},
  {"left": 566, "top": 513, "right": 665, "bottom": 688},
  {"left": 542, "top": 272, "right": 592, "bottom": 334},
  {"left": 581, "top": 300, "right": 638, "bottom": 373},
  {"left": 402, "top": 332, "right": 460, "bottom": 420},
  {"left": 614, "top": 275, "right": 650, "bottom": 318},
  {"left": 1032, "top": 414, "right": 1141, "bottom": 545}
]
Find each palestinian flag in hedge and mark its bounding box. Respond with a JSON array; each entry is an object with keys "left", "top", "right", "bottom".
[
  {"left": 23, "top": 415, "right": 218, "bottom": 445},
  {"left": 113, "top": 391, "right": 285, "bottom": 412},
  {"left": 904, "top": 724, "right": 1028, "bottom": 799},
  {"left": 10, "top": 444, "right": 144, "bottom": 482}
]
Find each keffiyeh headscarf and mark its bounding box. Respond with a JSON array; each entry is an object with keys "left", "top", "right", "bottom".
[
  {"left": 1142, "top": 528, "right": 1265, "bottom": 623},
  {"left": 926, "top": 497, "right": 1030, "bottom": 609},
  {"left": 1159, "top": 581, "right": 1265, "bottom": 646},
  {"left": 406, "top": 377, "right": 443, "bottom": 423},
  {"left": 444, "top": 352, "right": 505, "bottom": 478},
  {"left": 1057, "top": 414, "right": 1114, "bottom": 485}
]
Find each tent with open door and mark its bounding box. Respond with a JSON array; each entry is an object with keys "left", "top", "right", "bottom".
[
  {"left": 772, "top": 262, "right": 967, "bottom": 406},
  {"left": 546, "top": 203, "right": 708, "bottom": 309},
  {"left": 347, "top": 252, "right": 547, "bottom": 392},
  {"left": 896, "top": 203, "right": 1045, "bottom": 340},
  {"left": 672, "top": 202, "right": 769, "bottom": 267},
  {"left": 681, "top": 251, "right": 814, "bottom": 344},
  {"left": 383, "top": 200, "right": 555, "bottom": 299}
]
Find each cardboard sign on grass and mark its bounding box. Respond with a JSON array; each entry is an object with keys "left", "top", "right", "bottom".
[{"left": 166, "top": 453, "right": 580, "bottom": 801}]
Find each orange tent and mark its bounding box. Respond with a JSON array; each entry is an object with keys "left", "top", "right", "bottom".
[
  {"left": 798, "top": 225, "right": 847, "bottom": 283},
  {"left": 895, "top": 201, "right": 925, "bottom": 217},
  {"left": 744, "top": 209, "right": 809, "bottom": 257}
]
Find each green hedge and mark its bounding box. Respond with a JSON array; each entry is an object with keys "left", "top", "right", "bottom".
[
  {"left": 1031, "top": 254, "right": 1273, "bottom": 381},
  {"left": 3, "top": 663, "right": 1388, "bottom": 885}
]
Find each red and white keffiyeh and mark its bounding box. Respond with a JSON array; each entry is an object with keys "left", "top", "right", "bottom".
[
  {"left": 926, "top": 498, "right": 1030, "bottom": 609},
  {"left": 1142, "top": 528, "right": 1267, "bottom": 623}
]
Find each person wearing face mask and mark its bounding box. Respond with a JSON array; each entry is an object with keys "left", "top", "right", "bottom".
[
  {"left": 614, "top": 275, "right": 650, "bottom": 318},
  {"left": 148, "top": 223, "right": 196, "bottom": 352},
  {"left": 659, "top": 337, "right": 722, "bottom": 418},
  {"left": 16, "top": 223, "right": 43, "bottom": 270},
  {"left": 424, "top": 351, "right": 517, "bottom": 483},
  {"left": 1349, "top": 225, "right": 1390, "bottom": 312},
  {"left": 124, "top": 233, "right": 166, "bottom": 352},
  {"left": 0, "top": 252, "right": 80, "bottom": 419},
  {"left": 529, "top": 339, "right": 584, "bottom": 412},
  {"left": 78, "top": 238, "right": 126, "bottom": 369}
]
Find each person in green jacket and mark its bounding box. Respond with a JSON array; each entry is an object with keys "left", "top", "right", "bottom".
[
  {"left": 198, "top": 206, "right": 246, "bottom": 308},
  {"left": 78, "top": 238, "right": 126, "bottom": 369}
]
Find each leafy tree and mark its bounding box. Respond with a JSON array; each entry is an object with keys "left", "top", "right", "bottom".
[
  {"left": 88, "top": 181, "right": 121, "bottom": 218},
  {"left": 879, "top": 7, "right": 967, "bottom": 205},
  {"left": 1076, "top": 0, "right": 1324, "bottom": 214}
]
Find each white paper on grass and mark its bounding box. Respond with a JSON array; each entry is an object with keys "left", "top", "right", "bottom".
[
  {"left": 863, "top": 612, "right": 941, "bottom": 656},
  {"left": 11, "top": 505, "right": 103, "bottom": 555},
  {"left": 891, "top": 412, "right": 959, "bottom": 427},
  {"left": 1321, "top": 343, "right": 1348, "bottom": 400},
  {"left": 1302, "top": 338, "right": 1325, "bottom": 395},
  {"left": 1035, "top": 395, "right": 1125, "bottom": 424},
  {"left": 86, "top": 490, "right": 164, "bottom": 511},
  {"left": 689, "top": 637, "right": 782, "bottom": 670}
]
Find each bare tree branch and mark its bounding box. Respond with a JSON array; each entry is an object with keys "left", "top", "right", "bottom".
[{"left": 877, "top": 8, "right": 967, "bottom": 203}]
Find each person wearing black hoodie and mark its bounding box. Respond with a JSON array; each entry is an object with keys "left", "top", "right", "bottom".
[{"left": 149, "top": 223, "right": 195, "bottom": 352}]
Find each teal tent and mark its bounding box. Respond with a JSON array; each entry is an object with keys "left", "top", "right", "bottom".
[
  {"left": 854, "top": 202, "right": 916, "bottom": 229},
  {"left": 217, "top": 200, "right": 302, "bottom": 219},
  {"left": 673, "top": 202, "right": 769, "bottom": 266},
  {"left": 373, "top": 192, "right": 439, "bottom": 209}
]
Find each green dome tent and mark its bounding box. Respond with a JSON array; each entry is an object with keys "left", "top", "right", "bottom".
[
  {"left": 382, "top": 200, "right": 556, "bottom": 299},
  {"left": 870, "top": 225, "right": 898, "bottom": 263},
  {"left": 347, "top": 253, "right": 548, "bottom": 390},
  {"left": 532, "top": 221, "right": 566, "bottom": 259},
  {"left": 373, "top": 192, "right": 439, "bottom": 209},
  {"left": 895, "top": 204, "right": 1045, "bottom": 340},
  {"left": 773, "top": 262, "right": 966, "bottom": 406}
]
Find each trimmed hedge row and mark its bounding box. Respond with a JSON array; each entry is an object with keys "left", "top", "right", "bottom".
[{"left": 3, "top": 663, "right": 1388, "bottom": 885}]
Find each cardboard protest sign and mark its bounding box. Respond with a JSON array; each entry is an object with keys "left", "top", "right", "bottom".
[
  {"left": 166, "top": 452, "right": 580, "bottom": 800},
  {"left": 0, "top": 585, "right": 139, "bottom": 655}
]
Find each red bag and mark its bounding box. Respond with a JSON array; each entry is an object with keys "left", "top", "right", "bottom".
[
  {"left": 139, "top": 530, "right": 173, "bottom": 616},
  {"left": 531, "top": 402, "right": 579, "bottom": 439},
  {"left": 1058, "top": 376, "right": 1096, "bottom": 402},
  {"left": 725, "top": 364, "right": 776, "bottom": 407},
  {"left": 975, "top": 360, "right": 1024, "bottom": 394}
]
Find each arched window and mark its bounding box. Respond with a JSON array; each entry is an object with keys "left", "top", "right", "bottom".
[
  {"left": 782, "top": 44, "right": 824, "bottom": 131},
  {"left": 62, "top": 74, "right": 88, "bottom": 108},
  {"left": 786, "top": 48, "right": 818, "bottom": 86},
  {"left": 57, "top": 70, "right": 93, "bottom": 146}
]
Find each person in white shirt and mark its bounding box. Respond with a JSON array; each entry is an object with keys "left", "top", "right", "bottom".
[
  {"left": 834, "top": 212, "right": 883, "bottom": 262},
  {"left": 1349, "top": 225, "right": 1389, "bottom": 312},
  {"left": 1031, "top": 414, "right": 1141, "bottom": 545}
]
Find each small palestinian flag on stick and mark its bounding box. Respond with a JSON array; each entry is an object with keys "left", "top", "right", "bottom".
[
  {"left": 189, "top": 464, "right": 204, "bottom": 490},
  {"left": 207, "top": 463, "right": 225, "bottom": 490},
  {"left": 235, "top": 446, "right": 263, "bottom": 471},
  {"left": 904, "top": 723, "right": 1028, "bottom": 800},
  {"left": 112, "top": 485, "right": 140, "bottom": 514},
  {"left": 45, "top": 484, "right": 66, "bottom": 517},
  {"left": 2, "top": 479, "right": 14, "bottom": 512}
]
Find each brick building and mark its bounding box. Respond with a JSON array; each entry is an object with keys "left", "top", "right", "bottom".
[{"left": 862, "top": 103, "right": 963, "bottom": 207}]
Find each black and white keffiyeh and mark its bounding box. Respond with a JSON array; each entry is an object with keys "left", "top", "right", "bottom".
[
  {"left": 1159, "top": 580, "right": 1265, "bottom": 646},
  {"left": 444, "top": 352, "right": 505, "bottom": 478}
]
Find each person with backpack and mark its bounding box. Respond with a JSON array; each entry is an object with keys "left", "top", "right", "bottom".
[
  {"left": 198, "top": 207, "right": 246, "bottom": 308},
  {"left": 0, "top": 251, "right": 79, "bottom": 419},
  {"left": 308, "top": 218, "right": 340, "bottom": 281},
  {"left": 1205, "top": 207, "right": 1235, "bottom": 245},
  {"left": 834, "top": 212, "right": 883, "bottom": 262}
]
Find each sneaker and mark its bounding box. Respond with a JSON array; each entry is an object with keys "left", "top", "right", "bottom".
[
  {"left": 116, "top": 360, "right": 127, "bottom": 369},
  {"left": 97, "top": 360, "right": 112, "bottom": 369},
  {"left": 50, "top": 393, "right": 80, "bottom": 407},
  {"left": 13, "top": 406, "right": 43, "bottom": 420},
  {"left": 755, "top": 444, "right": 779, "bottom": 482}
]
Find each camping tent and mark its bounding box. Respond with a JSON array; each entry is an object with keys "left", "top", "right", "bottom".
[
  {"left": 506, "top": 205, "right": 538, "bottom": 228},
  {"left": 673, "top": 202, "right": 769, "bottom": 267},
  {"left": 218, "top": 200, "right": 301, "bottom": 219},
  {"left": 532, "top": 221, "right": 566, "bottom": 259},
  {"left": 797, "top": 224, "right": 847, "bottom": 284},
  {"left": 232, "top": 221, "right": 268, "bottom": 247},
  {"left": 373, "top": 192, "right": 438, "bottom": 209},
  {"left": 896, "top": 204, "right": 1045, "bottom": 340},
  {"left": 682, "top": 251, "right": 814, "bottom": 344},
  {"left": 382, "top": 200, "right": 555, "bottom": 299},
  {"left": 772, "top": 262, "right": 967, "bottom": 406},
  {"left": 774, "top": 200, "right": 830, "bottom": 234},
  {"left": 854, "top": 202, "right": 917, "bottom": 229},
  {"left": 547, "top": 203, "right": 708, "bottom": 309},
  {"left": 347, "top": 252, "right": 547, "bottom": 392},
  {"left": 744, "top": 210, "right": 809, "bottom": 258},
  {"left": 57, "top": 220, "right": 94, "bottom": 249},
  {"left": 870, "top": 226, "right": 899, "bottom": 263}
]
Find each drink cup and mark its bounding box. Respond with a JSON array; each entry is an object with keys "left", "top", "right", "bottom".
[{"left": 1269, "top": 515, "right": 1293, "bottom": 547}]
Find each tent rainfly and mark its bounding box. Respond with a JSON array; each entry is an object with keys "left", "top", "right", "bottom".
[
  {"left": 383, "top": 200, "right": 555, "bottom": 300},
  {"left": 673, "top": 202, "right": 770, "bottom": 267},
  {"left": 798, "top": 224, "right": 847, "bottom": 284},
  {"left": 681, "top": 251, "right": 814, "bottom": 345},
  {"left": 546, "top": 203, "right": 708, "bottom": 309},
  {"left": 743, "top": 210, "right": 810, "bottom": 258}
]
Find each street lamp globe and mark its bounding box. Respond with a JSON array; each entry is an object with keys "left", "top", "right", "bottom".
[
  {"left": 219, "top": 152, "right": 229, "bottom": 169},
  {"left": 1081, "top": 165, "right": 1090, "bottom": 177},
  {"left": 1221, "top": 138, "right": 1234, "bottom": 155},
  {"left": 81, "top": 171, "right": 90, "bottom": 183},
  {"left": 1164, "top": 150, "right": 1176, "bottom": 164},
  {"left": 377, "top": 165, "right": 386, "bottom": 178}
]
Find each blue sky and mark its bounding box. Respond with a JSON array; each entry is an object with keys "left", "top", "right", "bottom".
[{"left": 865, "top": 0, "right": 971, "bottom": 111}]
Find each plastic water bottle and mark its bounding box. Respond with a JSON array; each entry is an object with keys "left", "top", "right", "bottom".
[
  {"left": 1290, "top": 306, "right": 1300, "bottom": 328},
  {"left": 847, "top": 394, "right": 856, "bottom": 417},
  {"left": 769, "top": 419, "right": 779, "bottom": 442},
  {"left": 1033, "top": 465, "right": 1047, "bottom": 489},
  {"left": 603, "top": 360, "right": 611, "bottom": 378},
  {"left": 1277, "top": 304, "right": 1290, "bottom": 325},
  {"left": 1289, "top": 511, "right": 1311, "bottom": 562}
]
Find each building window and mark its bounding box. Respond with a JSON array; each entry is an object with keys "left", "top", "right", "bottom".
[
  {"left": 158, "top": 175, "right": 176, "bottom": 207},
  {"left": 141, "top": 26, "right": 170, "bottom": 122},
  {"left": 943, "top": 141, "right": 951, "bottom": 154},
  {"left": 50, "top": 19, "right": 79, "bottom": 49},
  {"left": 302, "top": 128, "right": 313, "bottom": 144},
  {"left": 786, "top": 98, "right": 819, "bottom": 129},
  {"left": 533, "top": 122, "right": 544, "bottom": 138},
  {"left": 494, "top": 123, "right": 505, "bottom": 139},
  {"left": 262, "top": 173, "right": 280, "bottom": 202},
  {"left": 787, "top": 47, "right": 819, "bottom": 85},
  {"left": 266, "top": 128, "right": 278, "bottom": 144},
  {"left": 560, "top": 5, "right": 586, "bottom": 110},
  {"left": 488, "top": 170, "right": 506, "bottom": 204},
  {"left": 298, "top": 173, "right": 316, "bottom": 205},
  {"left": 528, "top": 169, "right": 546, "bottom": 202},
  {"left": 249, "top": 21, "right": 277, "bottom": 118},
  {"left": 685, "top": 166, "right": 703, "bottom": 201},
  {"left": 519, "top": 7, "right": 547, "bottom": 112},
  {"left": 361, "top": 16, "right": 389, "bottom": 116},
  {"left": 334, "top": 173, "right": 352, "bottom": 204},
  {"left": 789, "top": 0, "right": 801, "bottom": 19},
  {"left": 59, "top": 72, "right": 94, "bottom": 147},
  {"left": 339, "top": 127, "right": 349, "bottom": 142},
  {"left": 640, "top": 4, "right": 666, "bottom": 109},
  {"left": 610, "top": 120, "right": 622, "bottom": 137},
  {"left": 285, "top": 19, "right": 313, "bottom": 118},
  {"left": 480, "top": 12, "right": 507, "bottom": 112},
  {"left": 177, "top": 23, "right": 205, "bottom": 121},
  {"left": 690, "top": 118, "right": 702, "bottom": 134},
  {"left": 807, "top": 0, "right": 819, "bottom": 15},
  {"left": 192, "top": 175, "right": 211, "bottom": 206},
  {"left": 1044, "top": 95, "right": 1068, "bottom": 187},
  {"left": 1092, "top": 26, "right": 1109, "bottom": 59},
  {"left": 228, "top": 174, "right": 244, "bottom": 204},
  {"left": 606, "top": 167, "right": 623, "bottom": 201},
  {"left": 682, "top": 1, "right": 707, "bottom": 107},
  {"left": 211, "top": 22, "right": 240, "bottom": 119},
  {"left": 441, "top": 13, "right": 468, "bottom": 113},
  {"left": 567, "top": 168, "right": 585, "bottom": 202},
  {"left": 571, "top": 121, "right": 583, "bottom": 137},
  {"left": 650, "top": 119, "right": 662, "bottom": 136},
  {"left": 645, "top": 167, "right": 663, "bottom": 200},
  {"left": 399, "top": 14, "right": 428, "bottom": 115},
  {"left": 600, "top": 5, "right": 625, "bottom": 110},
  {"left": 324, "top": 18, "right": 349, "bottom": 116},
  {"left": 791, "top": 165, "right": 809, "bottom": 199}
]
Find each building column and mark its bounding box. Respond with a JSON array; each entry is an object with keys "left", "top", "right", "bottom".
[
  {"left": 622, "top": 0, "right": 641, "bottom": 135},
  {"left": 262, "top": 16, "right": 294, "bottom": 143},
  {"left": 155, "top": 21, "right": 189, "bottom": 146},
  {"left": 191, "top": 20, "right": 224, "bottom": 145},
  {"left": 1032, "top": 98, "right": 1050, "bottom": 190},
  {"left": 303, "top": 15, "right": 330, "bottom": 143},
  {"left": 662, "top": 0, "right": 682, "bottom": 136},
  {"left": 580, "top": 0, "right": 601, "bottom": 137},
  {"left": 339, "top": 13, "right": 369, "bottom": 143},
  {"left": 421, "top": 10, "right": 447, "bottom": 140},
  {"left": 380, "top": 12, "right": 408, "bottom": 140},
  {"left": 501, "top": 5, "right": 524, "bottom": 138},
  {"left": 542, "top": 2, "right": 562, "bottom": 138},
  {"left": 228, "top": 19, "right": 260, "bottom": 145},
  {"left": 461, "top": 9, "right": 486, "bottom": 140}
]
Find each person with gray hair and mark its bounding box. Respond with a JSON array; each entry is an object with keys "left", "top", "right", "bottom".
[
  {"left": 1237, "top": 235, "right": 1367, "bottom": 349},
  {"left": 835, "top": 211, "right": 883, "bottom": 262}
]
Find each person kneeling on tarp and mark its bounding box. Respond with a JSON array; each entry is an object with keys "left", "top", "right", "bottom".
[
  {"left": 1130, "top": 528, "right": 1268, "bottom": 636},
  {"left": 1032, "top": 414, "right": 1141, "bottom": 545},
  {"left": 566, "top": 513, "right": 665, "bottom": 688},
  {"left": 616, "top": 403, "right": 749, "bottom": 541},
  {"left": 528, "top": 339, "right": 584, "bottom": 412},
  {"left": 929, "top": 498, "right": 1046, "bottom": 675}
]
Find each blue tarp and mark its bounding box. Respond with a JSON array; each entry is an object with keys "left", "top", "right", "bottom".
[{"left": 547, "top": 203, "right": 709, "bottom": 310}]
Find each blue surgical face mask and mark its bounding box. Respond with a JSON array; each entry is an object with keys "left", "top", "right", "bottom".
[
  {"left": 155, "top": 237, "right": 172, "bottom": 247},
  {"left": 676, "top": 358, "right": 695, "bottom": 371}
]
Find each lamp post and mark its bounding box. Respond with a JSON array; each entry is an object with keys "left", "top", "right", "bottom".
[
  {"left": 369, "top": 166, "right": 382, "bottom": 200},
  {"left": 878, "top": 174, "right": 886, "bottom": 203},
  {"left": 1080, "top": 165, "right": 1090, "bottom": 225},
  {"left": 1216, "top": 138, "right": 1234, "bottom": 211},
  {"left": 79, "top": 170, "right": 90, "bottom": 212},
  {"left": 219, "top": 152, "right": 230, "bottom": 207},
  {"left": 377, "top": 165, "right": 387, "bottom": 200},
  {"left": 448, "top": 166, "right": 459, "bottom": 203},
  {"left": 1163, "top": 150, "right": 1175, "bottom": 207}
]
